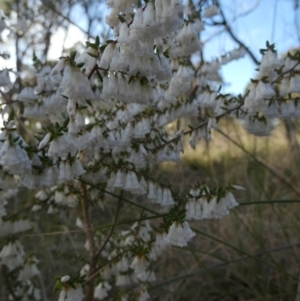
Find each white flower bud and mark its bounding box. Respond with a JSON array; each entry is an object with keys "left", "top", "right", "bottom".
[
  {"left": 38, "top": 133, "right": 51, "bottom": 150},
  {"left": 98, "top": 43, "right": 115, "bottom": 69},
  {"left": 61, "top": 275, "right": 70, "bottom": 283}
]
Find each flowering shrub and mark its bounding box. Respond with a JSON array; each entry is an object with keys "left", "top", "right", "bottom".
[{"left": 0, "top": 0, "right": 300, "bottom": 300}]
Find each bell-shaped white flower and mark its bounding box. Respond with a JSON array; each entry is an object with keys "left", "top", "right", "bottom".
[
  {"left": 0, "top": 69, "right": 11, "bottom": 87},
  {"left": 166, "top": 221, "right": 195, "bottom": 247},
  {"left": 58, "top": 284, "right": 84, "bottom": 301}
]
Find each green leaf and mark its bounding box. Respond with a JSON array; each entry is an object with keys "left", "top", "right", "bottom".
[
  {"left": 100, "top": 44, "right": 107, "bottom": 52},
  {"left": 86, "top": 41, "right": 98, "bottom": 50},
  {"left": 128, "top": 75, "right": 135, "bottom": 84},
  {"left": 70, "top": 51, "right": 77, "bottom": 60},
  {"left": 140, "top": 77, "right": 149, "bottom": 86},
  {"left": 118, "top": 14, "right": 126, "bottom": 23},
  {"left": 76, "top": 62, "right": 85, "bottom": 68},
  {"left": 63, "top": 116, "right": 70, "bottom": 127},
  {"left": 95, "top": 35, "right": 100, "bottom": 46},
  {"left": 86, "top": 124, "right": 94, "bottom": 131},
  {"left": 163, "top": 48, "right": 170, "bottom": 58},
  {"left": 87, "top": 52, "right": 99, "bottom": 59},
  {"left": 85, "top": 99, "right": 93, "bottom": 107}
]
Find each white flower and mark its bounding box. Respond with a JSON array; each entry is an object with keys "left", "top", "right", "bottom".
[
  {"left": 10, "top": 219, "right": 32, "bottom": 234},
  {"left": 131, "top": 256, "right": 149, "bottom": 274},
  {"left": 18, "top": 87, "right": 37, "bottom": 101},
  {"left": 207, "top": 117, "right": 218, "bottom": 132},
  {"left": 143, "top": 2, "right": 155, "bottom": 27},
  {"left": 98, "top": 43, "right": 115, "bottom": 69},
  {"left": 94, "top": 282, "right": 112, "bottom": 300},
  {"left": 51, "top": 59, "right": 66, "bottom": 76},
  {"left": 118, "top": 23, "right": 130, "bottom": 44},
  {"left": 58, "top": 285, "right": 84, "bottom": 301},
  {"left": 18, "top": 258, "right": 40, "bottom": 281},
  {"left": 161, "top": 188, "right": 174, "bottom": 206},
  {"left": 166, "top": 221, "right": 195, "bottom": 247},
  {"left": 259, "top": 49, "right": 280, "bottom": 80},
  {"left": 38, "top": 133, "right": 52, "bottom": 150},
  {"left": 76, "top": 217, "right": 84, "bottom": 229},
  {"left": 136, "top": 270, "right": 156, "bottom": 282},
  {"left": 201, "top": 197, "right": 216, "bottom": 218},
  {"left": 116, "top": 256, "right": 129, "bottom": 272},
  {"left": 186, "top": 199, "right": 199, "bottom": 220},
  {"left": 0, "top": 240, "right": 25, "bottom": 271},
  {"left": 80, "top": 264, "right": 90, "bottom": 276},
  {"left": 124, "top": 172, "right": 140, "bottom": 192},
  {"left": 76, "top": 47, "right": 98, "bottom": 74},
  {"left": 0, "top": 19, "right": 6, "bottom": 33},
  {"left": 137, "top": 287, "right": 150, "bottom": 301},
  {"left": 0, "top": 69, "right": 11, "bottom": 87},
  {"left": 0, "top": 143, "right": 32, "bottom": 175}
]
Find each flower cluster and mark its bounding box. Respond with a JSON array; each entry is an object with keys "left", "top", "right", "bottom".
[{"left": 0, "top": 0, "right": 300, "bottom": 300}]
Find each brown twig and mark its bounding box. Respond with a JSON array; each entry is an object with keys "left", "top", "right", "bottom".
[
  {"left": 87, "top": 64, "right": 98, "bottom": 80},
  {"left": 149, "top": 103, "right": 243, "bottom": 152},
  {"left": 40, "top": 0, "right": 91, "bottom": 37},
  {"left": 87, "top": 249, "right": 130, "bottom": 282},
  {"left": 216, "top": 3, "right": 260, "bottom": 65}
]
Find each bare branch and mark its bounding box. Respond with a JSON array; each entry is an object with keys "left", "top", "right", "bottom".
[{"left": 216, "top": 2, "right": 260, "bottom": 65}]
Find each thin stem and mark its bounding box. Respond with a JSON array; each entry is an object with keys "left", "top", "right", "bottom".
[
  {"left": 40, "top": 0, "right": 91, "bottom": 37},
  {"left": 36, "top": 272, "right": 48, "bottom": 301},
  {"left": 239, "top": 199, "right": 300, "bottom": 205},
  {"left": 150, "top": 103, "right": 243, "bottom": 152},
  {"left": 79, "top": 179, "right": 159, "bottom": 215},
  {"left": 22, "top": 213, "right": 166, "bottom": 238},
  {"left": 0, "top": 99, "right": 21, "bottom": 107},
  {"left": 87, "top": 64, "right": 98, "bottom": 79},
  {"left": 80, "top": 182, "right": 96, "bottom": 301},
  {"left": 192, "top": 228, "right": 298, "bottom": 281},
  {"left": 216, "top": 3, "right": 260, "bottom": 65},
  {"left": 87, "top": 249, "right": 130, "bottom": 282},
  {"left": 95, "top": 190, "right": 123, "bottom": 260},
  {"left": 152, "top": 241, "right": 300, "bottom": 290}
]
